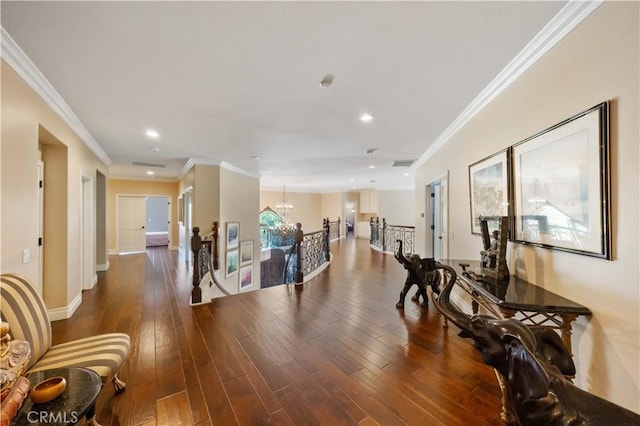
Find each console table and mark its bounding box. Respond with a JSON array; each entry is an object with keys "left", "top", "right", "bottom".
[
  {"left": 12, "top": 367, "right": 102, "bottom": 425},
  {"left": 440, "top": 259, "right": 591, "bottom": 355}
]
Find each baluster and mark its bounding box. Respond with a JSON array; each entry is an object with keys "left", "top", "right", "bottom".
[
  {"left": 323, "top": 218, "right": 330, "bottom": 261},
  {"left": 191, "top": 226, "right": 202, "bottom": 304}
]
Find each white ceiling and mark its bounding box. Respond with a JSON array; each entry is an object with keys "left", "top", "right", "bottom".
[{"left": 1, "top": 1, "right": 567, "bottom": 192}]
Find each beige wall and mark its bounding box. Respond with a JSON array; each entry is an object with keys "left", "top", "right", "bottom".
[
  {"left": 107, "top": 179, "right": 180, "bottom": 252},
  {"left": 260, "top": 190, "right": 323, "bottom": 232},
  {"left": 320, "top": 192, "right": 343, "bottom": 222},
  {"left": 414, "top": 2, "right": 639, "bottom": 411},
  {"left": 220, "top": 168, "right": 260, "bottom": 293},
  {"left": 192, "top": 164, "right": 220, "bottom": 232},
  {"left": 1, "top": 61, "right": 108, "bottom": 311}
]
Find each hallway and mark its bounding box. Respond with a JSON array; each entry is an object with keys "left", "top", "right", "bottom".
[{"left": 52, "top": 238, "right": 502, "bottom": 425}]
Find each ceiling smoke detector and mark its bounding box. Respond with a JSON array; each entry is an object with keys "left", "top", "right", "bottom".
[{"left": 319, "top": 74, "right": 334, "bottom": 88}]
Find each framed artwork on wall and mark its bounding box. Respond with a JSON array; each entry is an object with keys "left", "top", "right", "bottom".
[
  {"left": 240, "top": 240, "right": 253, "bottom": 265},
  {"left": 512, "top": 101, "right": 610, "bottom": 259},
  {"left": 226, "top": 249, "right": 239, "bottom": 277},
  {"left": 239, "top": 264, "right": 253, "bottom": 291},
  {"left": 469, "top": 149, "right": 510, "bottom": 235},
  {"left": 226, "top": 222, "right": 239, "bottom": 250}
]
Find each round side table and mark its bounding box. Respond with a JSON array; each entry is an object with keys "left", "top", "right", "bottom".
[{"left": 12, "top": 367, "right": 102, "bottom": 426}]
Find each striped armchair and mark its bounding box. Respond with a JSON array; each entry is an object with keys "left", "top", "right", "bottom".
[{"left": 0, "top": 273, "right": 130, "bottom": 394}]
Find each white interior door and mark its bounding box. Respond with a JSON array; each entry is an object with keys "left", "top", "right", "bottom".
[
  {"left": 427, "top": 172, "right": 450, "bottom": 261},
  {"left": 119, "top": 196, "right": 147, "bottom": 253}
]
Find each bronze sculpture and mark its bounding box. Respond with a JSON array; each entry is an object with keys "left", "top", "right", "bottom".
[
  {"left": 432, "top": 262, "right": 640, "bottom": 425},
  {"left": 394, "top": 240, "right": 440, "bottom": 309}
]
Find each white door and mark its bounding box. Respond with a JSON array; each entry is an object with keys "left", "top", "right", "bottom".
[
  {"left": 119, "top": 196, "right": 147, "bottom": 253},
  {"left": 427, "top": 172, "right": 450, "bottom": 261}
]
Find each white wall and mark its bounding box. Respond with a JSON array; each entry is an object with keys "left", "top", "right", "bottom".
[
  {"left": 414, "top": 2, "right": 639, "bottom": 412},
  {"left": 377, "top": 189, "right": 415, "bottom": 226}
]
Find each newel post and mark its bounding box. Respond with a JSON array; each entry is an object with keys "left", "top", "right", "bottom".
[
  {"left": 191, "top": 226, "right": 202, "bottom": 304},
  {"left": 323, "top": 217, "right": 330, "bottom": 261},
  {"left": 337, "top": 216, "right": 341, "bottom": 239},
  {"left": 212, "top": 221, "right": 220, "bottom": 270},
  {"left": 382, "top": 218, "right": 387, "bottom": 252},
  {"left": 294, "top": 222, "right": 304, "bottom": 284}
]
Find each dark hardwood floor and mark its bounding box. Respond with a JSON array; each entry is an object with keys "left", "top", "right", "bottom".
[{"left": 52, "top": 237, "right": 503, "bottom": 425}]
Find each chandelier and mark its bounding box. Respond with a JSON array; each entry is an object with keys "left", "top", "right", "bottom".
[{"left": 275, "top": 185, "right": 294, "bottom": 223}]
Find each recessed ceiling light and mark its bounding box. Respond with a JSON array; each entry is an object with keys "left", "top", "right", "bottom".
[
  {"left": 368, "top": 165, "right": 376, "bottom": 169},
  {"left": 349, "top": 179, "right": 355, "bottom": 183},
  {"left": 145, "top": 129, "right": 159, "bottom": 139},
  {"left": 404, "top": 173, "right": 410, "bottom": 176},
  {"left": 146, "top": 170, "right": 154, "bottom": 175},
  {"left": 359, "top": 113, "right": 374, "bottom": 122}
]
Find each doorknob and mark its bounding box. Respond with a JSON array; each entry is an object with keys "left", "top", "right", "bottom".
[
  {"left": 438, "top": 236, "right": 443, "bottom": 240},
  {"left": 141, "top": 226, "right": 145, "bottom": 229}
]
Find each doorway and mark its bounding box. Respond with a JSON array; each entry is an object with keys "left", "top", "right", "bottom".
[
  {"left": 146, "top": 196, "right": 170, "bottom": 247},
  {"left": 81, "top": 174, "right": 96, "bottom": 290},
  {"left": 426, "top": 172, "right": 449, "bottom": 261}
]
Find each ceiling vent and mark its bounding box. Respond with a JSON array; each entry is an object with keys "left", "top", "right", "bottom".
[
  {"left": 131, "top": 161, "right": 166, "bottom": 168},
  {"left": 392, "top": 159, "right": 416, "bottom": 167}
]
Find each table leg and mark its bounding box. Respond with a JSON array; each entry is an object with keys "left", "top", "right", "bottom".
[
  {"left": 85, "top": 403, "right": 101, "bottom": 426},
  {"left": 560, "top": 313, "right": 578, "bottom": 356}
]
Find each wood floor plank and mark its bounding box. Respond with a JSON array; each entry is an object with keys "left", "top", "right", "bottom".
[
  {"left": 47, "top": 239, "right": 502, "bottom": 425},
  {"left": 156, "top": 391, "right": 193, "bottom": 426}
]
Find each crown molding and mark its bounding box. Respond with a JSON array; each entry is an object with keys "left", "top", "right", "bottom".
[
  {"left": 1, "top": 27, "right": 111, "bottom": 166},
  {"left": 221, "top": 161, "right": 261, "bottom": 179},
  {"left": 413, "top": 0, "right": 603, "bottom": 169},
  {"left": 180, "top": 158, "right": 221, "bottom": 177}
]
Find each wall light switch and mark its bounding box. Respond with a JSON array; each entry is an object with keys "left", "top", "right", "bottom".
[{"left": 22, "top": 249, "right": 30, "bottom": 264}]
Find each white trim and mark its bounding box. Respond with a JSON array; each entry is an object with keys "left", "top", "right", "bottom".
[
  {"left": 0, "top": 27, "right": 111, "bottom": 166},
  {"left": 108, "top": 249, "right": 119, "bottom": 256},
  {"left": 413, "top": 0, "right": 603, "bottom": 169},
  {"left": 180, "top": 158, "right": 221, "bottom": 178},
  {"left": 221, "top": 161, "right": 261, "bottom": 178},
  {"left": 146, "top": 231, "right": 168, "bottom": 235},
  {"left": 96, "top": 261, "right": 110, "bottom": 272},
  {"left": 48, "top": 292, "right": 82, "bottom": 321}
]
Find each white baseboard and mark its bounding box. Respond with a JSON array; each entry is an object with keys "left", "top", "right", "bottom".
[
  {"left": 108, "top": 248, "right": 119, "bottom": 255},
  {"left": 146, "top": 231, "right": 169, "bottom": 235},
  {"left": 48, "top": 292, "right": 82, "bottom": 321},
  {"left": 96, "top": 261, "right": 110, "bottom": 272}
]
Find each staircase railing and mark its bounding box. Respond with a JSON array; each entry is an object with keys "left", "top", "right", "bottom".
[{"left": 370, "top": 218, "right": 415, "bottom": 255}]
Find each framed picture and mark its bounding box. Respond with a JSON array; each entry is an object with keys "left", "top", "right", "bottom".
[
  {"left": 226, "top": 222, "right": 239, "bottom": 250},
  {"left": 239, "top": 264, "right": 253, "bottom": 291},
  {"left": 226, "top": 249, "right": 239, "bottom": 277},
  {"left": 240, "top": 240, "right": 254, "bottom": 265},
  {"left": 512, "top": 101, "right": 610, "bottom": 259},
  {"left": 469, "top": 149, "right": 510, "bottom": 235}
]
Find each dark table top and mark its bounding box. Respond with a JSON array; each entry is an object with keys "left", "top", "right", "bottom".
[
  {"left": 439, "top": 259, "right": 592, "bottom": 315},
  {"left": 12, "top": 367, "right": 101, "bottom": 426}
]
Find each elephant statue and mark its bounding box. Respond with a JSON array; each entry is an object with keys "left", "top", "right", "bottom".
[
  {"left": 431, "top": 262, "right": 640, "bottom": 425},
  {"left": 393, "top": 240, "right": 440, "bottom": 309}
]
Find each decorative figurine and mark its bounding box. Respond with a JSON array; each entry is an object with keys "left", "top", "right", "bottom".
[
  {"left": 394, "top": 240, "right": 440, "bottom": 309},
  {"left": 479, "top": 216, "right": 509, "bottom": 281},
  {"left": 433, "top": 263, "right": 640, "bottom": 426}
]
